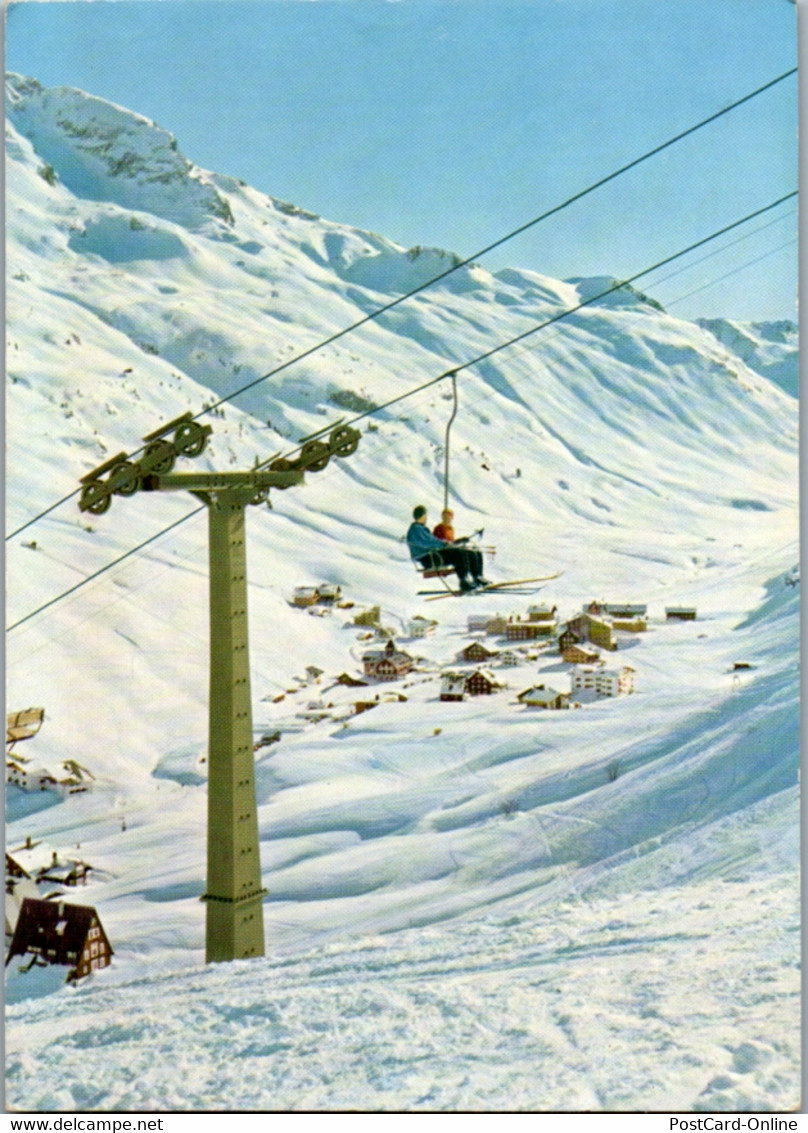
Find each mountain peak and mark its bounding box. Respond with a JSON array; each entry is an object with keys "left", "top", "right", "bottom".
[{"left": 5, "top": 72, "right": 234, "bottom": 229}]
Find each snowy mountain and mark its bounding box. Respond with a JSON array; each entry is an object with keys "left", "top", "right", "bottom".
[{"left": 4, "top": 75, "right": 800, "bottom": 1113}]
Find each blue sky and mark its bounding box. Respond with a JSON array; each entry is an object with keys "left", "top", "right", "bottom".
[{"left": 6, "top": 0, "right": 798, "bottom": 321}]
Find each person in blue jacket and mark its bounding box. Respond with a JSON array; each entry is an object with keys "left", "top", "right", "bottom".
[{"left": 406, "top": 505, "right": 488, "bottom": 591}]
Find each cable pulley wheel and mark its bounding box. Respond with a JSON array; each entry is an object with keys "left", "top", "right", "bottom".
[
  {"left": 329, "top": 425, "right": 360, "bottom": 458},
  {"left": 108, "top": 461, "right": 142, "bottom": 497},
  {"left": 298, "top": 440, "right": 330, "bottom": 472},
  {"left": 174, "top": 420, "right": 209, "bottom": 458},
  {"left": 268, "top": 456, "right": 294, "bottom": 488},
  {"left": 79, "top": 481, "right": 113, "bottom": 515},
  {"left": 142, "top": 439, "right": 176, "bottom": 476}
]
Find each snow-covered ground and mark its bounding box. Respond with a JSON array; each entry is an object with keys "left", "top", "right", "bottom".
[{"left": 4, "top": 74, "right": 800, "bottom": 1113}]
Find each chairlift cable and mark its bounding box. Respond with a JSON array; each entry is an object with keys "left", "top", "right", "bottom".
[
  {"left": 5, "top": 67, "right": 796, "bottom": 542},
  {"left": 6, "top": 192, "right": 796, "bottom": 635}
]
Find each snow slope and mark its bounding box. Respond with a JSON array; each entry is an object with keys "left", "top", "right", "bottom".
[{"left": 4, "top": 75, "right": 800, "bottom": 1113}]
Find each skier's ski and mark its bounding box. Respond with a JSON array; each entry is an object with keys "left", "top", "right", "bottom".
[{"left": 423, "top": 572, "right": 562, "bottom": 601}]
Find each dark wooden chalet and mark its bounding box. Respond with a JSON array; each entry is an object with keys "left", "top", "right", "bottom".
[{"left": 6, "top": 898, "right": 113, "bottom": 981}]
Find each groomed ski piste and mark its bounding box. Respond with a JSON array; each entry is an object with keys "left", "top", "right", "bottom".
[{"left": 4, "top": 74, "right": 800, "bottom": 1113}]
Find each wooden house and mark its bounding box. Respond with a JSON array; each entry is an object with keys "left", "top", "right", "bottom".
[
  {"left": 517, "top": 685, "right": 570, "bottom": 710},
  {"left": 485, "top": 615, "right": 510, "bottom": 636},
  {"left": 7, "top": 841, "right": 91, "bottom": 889},
  {"left": 558, "top": 626, "right": 582, "bottom": 654},
  {"left": 440, "top": 673, "right": 467, "bottom": 702},
  {"left": 666, "top": 606, "right": 697, "bottom": 621},
  {"left": 464, "top": 669, "right": 504, "bottom": 697},
  {"left": 496, "top": 649, "right": 523, "bottom": 667},
  {"left": 459, "top": 641, "right": 498, "bottom": 664},
  {"left": 408, "top": 616, "right": 437, "bottom": 639},
  {"left": 361, "top": 639, "right": 414, "bottom": 681},
  {"left": 505, "top": 619, "right": 556, "bottom": 641},
  {"left": 567, "top": 613, "right": 617, "bottom": 652},
  {"left": 6, "top": 897, "right": 113, "bottom": 982}
]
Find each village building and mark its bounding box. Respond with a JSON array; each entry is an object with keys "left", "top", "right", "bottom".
[
  {"left": 558, "top": 626, "right": 582, "bottom": 654},
  {"left": 567, "top": 612, "right": 617, "bottom": 652},
  {"left": 459, "top": 641, "right": 499, "bottom": 664},
  {"left": 292, "top": 586, "right": 320, "bottom": 608},
  {"left": 467, "top": 613, "right": 491, "bottom": 634},
  {"left": 596, "top": 666, "right": 635, "bottom": 697},
  {"left": 611, "top": 617, "right": 648, "bottom": 632},
  {"left": 496, "top": 649, "right": 523, "bottom": 668},
  {"left": 666, "top": 606, "right": 697, "bottom": 621},
  {"left": 408, "top": 616, "right": 437, "bottom": 639},
  {"left": 304, "top": 665, "right": 324, "bottom": 684},
  {"left": 464, "top": 669, "right": 505, "bottom": 697},
  {"left": 505, "top": 619, "right": 557, "bottom": 641},
  {"left": 485, "top": 615, "right": 510, "bottom": 636},
  {"left": 517, "top": 684, "right": 570, "bottom": 710},
  {"left": 7, "top": 840, "right": 92, "bottom": 889},
  {"left": 571, "top": 664, "right": 634, "bottom": 698},
  {"left": 361, "top": 639, "right": 414, "bottom": 682},
  {"left": 6, "top": 897, "right": 113, "bottom": 982},
  {"left": 440, "top": 673, "right": 467, "bottom": 702},
  {"left": 527, "top": 603, "right": 557, "bottom": 622},
  {"left": 603, "top": 603, "right": 647, "bottom": 619},
  {"left": 353, "top": 606, "right": 381, "bottom": 627},
  {"left": 562, "top": 642, "right": 601, "bottom": 665},
  {"left": 6, "top": 758, "right": 94, "bottom": 797}
]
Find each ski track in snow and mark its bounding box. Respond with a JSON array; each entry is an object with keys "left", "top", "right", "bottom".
[{"left": 4, "top": 73, "right": 800, "bottom": 1113}]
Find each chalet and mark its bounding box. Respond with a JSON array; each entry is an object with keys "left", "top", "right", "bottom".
[
  {"left": 666, "top": 606, "right": 697, "bottom": 621},
  {"left": 496, "top": 649, "right": 523, "bottom": 667},
  {"left": 459, "top": 641, "right": 498, "bottom": 664},
  {"left": 467, "top": 613, "right": 491, "bottom": 633},
  {"left": 6, "top": 898, "right": 113, "bottom": 982},
  {"left": 562, "top": 643, "right": 601, "bottom": 665},
  {"left": 485, "top": 615, "right": 510, "bottom": 636},
  {"left": 408, "top": 616, "right": 437, "bottom": 639},
  {"left": 315, "top": 584, "right": 342, "bottom": 606},
  {"left": 361, "top": 639, "right": 414, "bottom": 682},
  {"left": 7, "top": 841, "right": 91, "bottom": 889},
  {"left": 527, "top": 603, "right": 557, "bottom": 622},
  {"left": 305, "top": 665, "right": 324, "bottom": 684},
  {"left": 505, "top": 619, "right": 557, "bottom": 641},
  {"left": 440, "top": 673, "right": 467, "bottom": 702},
  {"left": 558, "top": 626, "right": 582, "bottom": 654},
  {"left": 567, "top": 612, "right": 617, "bottom": 652},
  {"left": 517, "top": 685, "right": 570, "bottom": 710},
  {"left": 464, "top": 669, "right": 505, "bottom": 697}
]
